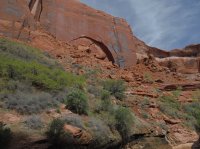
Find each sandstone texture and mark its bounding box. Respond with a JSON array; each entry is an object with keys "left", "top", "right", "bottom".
[
  {"left": 0, "top": 1, "right": 200, "bottom": 148},
  {"left": 135, "top": 39, "right": 200, "bottom": 74},
  {"left": 0, "top": 0, "right": 136, "bottom": 68},
  {"left": 150, "top": 45, "right": 200, "bottom": 74},
  {"left": 0, "top": 0, "right": 199, "bottom": 73}
]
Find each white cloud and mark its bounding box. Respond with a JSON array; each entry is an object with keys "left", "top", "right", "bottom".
[
  {"left": 128, "top": 0, "right": 184, "bottom": 49},
  {"left": 81, "top": 0, "right": 200, "bottom": 50}
]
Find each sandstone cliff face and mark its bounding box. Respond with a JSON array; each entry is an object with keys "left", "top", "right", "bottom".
[
  {"left": 0, "top": 0, "right": 34, "bottom": 40},
  {"left": 152, "top": 45, "right": 200, "bottom": 74},
  {"left": 170, "top": 44, "right": 200, "bottom": 57},
  {"left": 134, "top": 34, "right": 200, "bottom": 74},
  {"left": 0, "top": 0, "right": 136, "bottom": 68},
  {"left": 0, "top": 0, "right": 199, "bottom": 72}
]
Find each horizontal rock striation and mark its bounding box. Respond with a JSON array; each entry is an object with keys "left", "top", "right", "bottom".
[{"left": 136, "top": 42, "right": 200, "bottom": 74}]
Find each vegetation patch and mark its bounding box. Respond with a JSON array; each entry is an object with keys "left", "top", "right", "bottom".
[
  {"left": 159, "top": 90, "right": 200, "bottom": 131},
  {"left": 143, "top": 72, "right": 154, "bottom": 83},
  {"left": 0, "top": 122, "right": 12, "bottom": 149},
  {"left": 0, "top": 38, "right": 137, "bottom": 148},
  {"left": 192, "top": 90, "right": 200, "bottom": 101},
  {"left": 0, "top": 55, "right": 84, "bottom": 90},
  {"left": 0, "top": 38, "right": 85, "bottom": 114},
  {"left": 24, "top": 115, "right": 44, "bottom": 130},
  {"left": 99, "top": 90, "right": 112, "bottom": 112},
  {"left": 159, "top": 94, "right": 182, "bottom": 118},
  {"left": 172, "top": 87, "right": 182, "bottom": 98},
  {"left": 1, "top": 91, "right": 60, "bottom": 114},
  {"left": 115, "top": 106, "right": 135, "bottom": 142},
  {"left": 183, "top": 102, "right": 200, "bottom": 130},
  {"left": 46, "top": 119, "right": 74, "bottom": 148},
  {"left": 0, "top": 38, "right": 58, "bottom": 67},
  {"left": 65, "top": 89, "right": 89, "bottom": 115},
  {"left": 103, "top": 79, "right": 126, "bottom": 100}
]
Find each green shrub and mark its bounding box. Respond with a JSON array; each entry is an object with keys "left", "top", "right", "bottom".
[
  {"left": 87, "top": 85, "right": 102, "bottom": 98},
  {"left": 183, "top": 102, "right": 200, "bottom": 130},
  {"left": 183, "top": 102, "right": 200, "bottom": 118},
  {"left": 143, "top": 72, "right": 154, "bottom": 83},
  {"left": 103, "top": 79, "right": 126, "bottom": 100},
  {"left": 63, "top": 115, "right": 85, "bottom": 129},
  {"left": 1, "top": 91, "right": 59, "bottom": 114},
  {"left": 100, "top": 90, "right": 110, "bottom": 101},
  {"left": 87, "top": 117, "right": 115, "bottom": 148},
  {"left": 115, "top": 106, "right": 134, "bottom": 142},
  {"left": 192, "top": 90, "right": 200, "bottom": 101},
  {"left": 0, "top": 55, "right": 85, "bottom": 90},
  {"left": 172, "top": 87, "right": 182, "bottom": 98},
  {"left": 0, "top": 122, "right": 12, "bottom": 149},
  {"left": 0, "top": 38, "right": 86, "bottom": 114},
  {"left": 159, "top": 95, "right": 181, "bottom": 118},
  {"left": 46, "top": 119, "right": 73, "bottom": 147},
  {"left": 139, "top": 97, "right": 150, "bottom": 108},
  {"left": 24, "top": 115, "right": 44, "bottom": 129},
  {"left": 97, "top": 112, "right": 116, "bottom": 130},
  {"left": 99, "top": 90, "right": 112, "bottom": 112},
  {"left": 0, "top": 38, "right": 58, "bottom": 67},
  {"left": 65, "top": 89, "right": 89, "bottom": 115},
  {"left": 0, "top": 38, "right": 85, "bottom": 91},
  {"left": 100, "top": 99, "right": 112, "bottom": 112},
  {"left": 0, "top": 79, "right": 70, "bottom": 115},
  {"left": 141, "top": 111, "right": 150, "bottom": 119},
  {"left": 84, "top": 68, "right": 100, "bottom": 79}
]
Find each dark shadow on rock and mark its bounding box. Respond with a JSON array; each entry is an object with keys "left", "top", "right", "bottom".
[{"left": 192, "top": 138, "right": 200, "bottom": 149}]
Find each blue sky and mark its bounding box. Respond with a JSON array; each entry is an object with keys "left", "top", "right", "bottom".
[{"left": 80, "top": 0, "right": 200, "bottom": 50}]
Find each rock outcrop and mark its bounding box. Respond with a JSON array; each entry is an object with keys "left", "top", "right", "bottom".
[
  {"left": 155, "top": 45, "right": 200, "bottom": 74},
  {"left": 159, "top": 82, "right": 200, "bottom": 91},
  {"left": 136, "top": 42, "right": 200, "bottom": 74},
  {"left": 0, "top": 0, "right": 136, "bottom": 68}
]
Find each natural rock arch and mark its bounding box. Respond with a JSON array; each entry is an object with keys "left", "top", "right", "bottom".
[{"left": 71, "top": 36, "right": 115, "bottom": 63}]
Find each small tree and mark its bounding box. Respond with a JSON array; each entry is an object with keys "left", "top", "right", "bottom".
[
  {"left": 103, "top": 79, "right": 126, "bottom": 100},
  {"left": 65, "top": 89, "right": 89, "bottom": 115},
  {"left": 115, "top": 106, "right": 134, "bottom": 143}
]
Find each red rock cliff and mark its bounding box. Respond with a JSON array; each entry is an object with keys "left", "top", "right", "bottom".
[{"left": 0, "top": 0, "right": 137, "bottom": 68}]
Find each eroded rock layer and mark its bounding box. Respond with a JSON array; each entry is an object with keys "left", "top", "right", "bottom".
[
  {"left": 154, "top": 45, "right": 200, "bottom": 74},
  {"left": 135, "top": 39, "right": 200, "bottom": 74}
]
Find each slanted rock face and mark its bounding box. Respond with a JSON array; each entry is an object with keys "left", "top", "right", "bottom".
[{"left": 0, "top": 0, "right": 137, "bottom": 68}]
